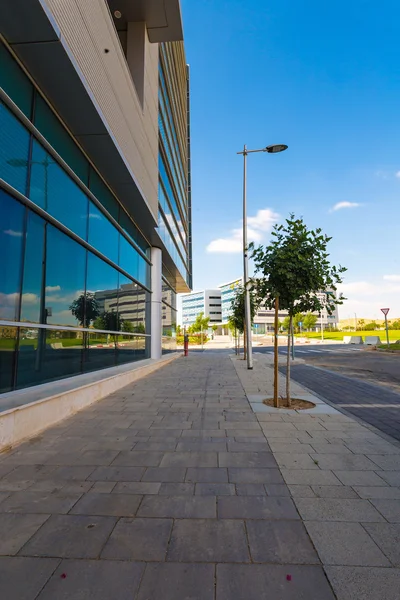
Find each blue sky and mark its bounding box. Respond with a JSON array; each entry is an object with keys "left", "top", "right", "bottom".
[{"left": 181, "top": 0, "right": 400, "bottom": 320}]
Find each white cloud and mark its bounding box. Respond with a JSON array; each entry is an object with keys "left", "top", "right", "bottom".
[
  {"left": 88, "top": 213, "right": 102, "bottom": 220},
  {"left": 45, "top": 285, "right": 61, "bottom": 292},
  {"left": 3, "top": 229, "right": 23, "bottom": 237},
  {"left": 330, "top": 201, "right": 361, "bottom": 212},
  {"left": 337, "top": 279, "right": 400, "bottom": 320},
  {"left": 206, "top": 208, "right": 279, "bottom": 253},
  {"left": 395, "top": 171, "right": 400, "bottom": 178},
  {"left": 383, "top": 275, "right": 400, "bottom": 282}
]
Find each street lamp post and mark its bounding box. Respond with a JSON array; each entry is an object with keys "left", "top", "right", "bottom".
[{"left": 237, "top": 144, "right": 288, "bottom": 370}]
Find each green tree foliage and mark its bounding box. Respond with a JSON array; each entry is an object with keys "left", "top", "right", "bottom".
[
  {"left": 228, "top": 285, "right": 257, "bottom": 334},
  {"left": 69, "top": 292, "right": 100, "bottom": 328},
  {"left": 364, "top": 321, "right": 377, "bottom": 331},
  {"left": 303, "top": 312, "right": 318, "bottom": 331},
  {"left": 251, "top": 214, "right": 346, "bottom": 406},
  {"left": 190, "top": 312, "right": 210, "bottom": 333},
  {"left": 282, "top": 316, "right": 291, "bottom": 331},
  {"left": 293, "top": 312, "right": 305, "bottom": 332},
  {"left": 390, "top": 320, "right": 400, "bottom": 330}
]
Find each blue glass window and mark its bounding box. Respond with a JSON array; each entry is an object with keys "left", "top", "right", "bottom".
[
  {"left": 20, "top": 211, "right": 45, "bottom": 324},
  {"left": 87, "top": 201, "right": 119, "bottom": 265},
  {"left": 89, "top": 168, "right": 120, "bottom": 222},
  {"left": 45, "top": 225, "right": 86, "bottom": 327},
  {"left": 86, "top": 252, "right": 119, "bottom": 329},
  {"left": 119, "top": 234, "right": 139, "bottom": 282},
  {"left": 29, "top": 140, "right": 88, "bottom": 239},
  {"left": 0, "top": 101, "right": 30, "bottom": 194},
  {"left": 0, "top": 190, "right": 25, "bottom": 321}
]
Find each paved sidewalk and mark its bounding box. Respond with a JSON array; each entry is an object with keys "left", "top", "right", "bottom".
[{"left": 0, "top": 354, "right": 399, "bottom": 599}]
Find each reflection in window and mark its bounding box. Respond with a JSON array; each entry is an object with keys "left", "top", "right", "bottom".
[
  {"left": 88, "top": 201, "right": 119, "bottom": 265},
  {"left": 119, "top": 235, "right": 139, "bottom": 282},
  {"left": 117, "top": 274, "right": 147, "bottom": 334},
  {"left": 16, "top": 327, "right": 83, "bottom": 389},
  {"left": 0, "top": 190, "right": 24, "bottom": 321},
  {"left": 20, "top": 211, "right": 44, "bottom": 324},
  {"left": 119, "top": 209, "right": 149, "bottom": 255},
  {"left": 87, "top": 252, "right": 119, "bottom": 332},
  {"left": 0, "top": 101, "right": 30, "bottom": 194},
  {"left": 45, "top": 226, "right": 86, "bottom": 327},
  {"left": 89, "top": 168, "right": 119, "bottom": 222},
  {"left": 0, "top": 325, "right": 17, "bottom": 393},
  {"left": 29, "top": 140, "right": 88, "bottom": 239},
  {"left": 83, "top": 332, "right": 116, "bottom": 371}
]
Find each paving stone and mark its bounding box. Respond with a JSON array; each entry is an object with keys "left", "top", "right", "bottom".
[
  {"left": 0, "top": 464, "right": 17, "bottom": 478},
  {"left": 309, "top": 454, "right": 379, "bottom": 470},
  {"left": 369, "top": 499, "right": 400, "bottom": 522},
  {"left": 70, "top": 492, "right": 142, "bottom": 517},
  {"left": 137, "top": 563, "right": 214, "bottom": 600},
  {"left": 142, "top": 467, "right": 187, "bottom": 482},
  {"left": 113, "top": 482, "right": 160, "bottom": 494},
  {"left": 111, "top": 451, "right": 164, "bottom": 467},
  {"left": 101, "top": 517, "right": 172, "bottom": 561},
  {"left": 305, "top": 521, "right": 389, "bottom": 566},
  {"left": 0, "top": 491, "right": 82, "bottom": 514},
  {"left": 246, "top": 519, "right": 319, "bottom": 564},
  {"left": 311, "top": 485, "right": 359, "bottom": 499},
  {"left": 0, "top": 514, "right": 50, "bottom": 555},
  {"left": 186, "top": 467, "right": 228, "bottom": 483},
  {"left": 325, "top": 566, "right": 400, "bottom": 600},
  {"left": 0, "top": 480, "right": 32, "bottom": 492},
  {"left": 294, "top": 498, "right": 385, "bottom": 522},
  {"left": 175, "top": 441, "right": 227, "bottom": 452},
  {"left": 227, "top": 442, "right": 270, "bottom": 452},
  {"left": 0, "top": 557, "right": 60, "bottom": 600},
  {"left": 48, "top": 466, "right": 97, "bottom": 480},
  {"left": 90, "top": 482, "right": 116, "bottom": 493},
  {"left": 137, "top": 495, "right": 216, "bottom": 518},
  {"left": 219, "top": 451, "right": 276, "bottom": 468},
  {"left": 281, "top": 469, "right": 341, "bottom": 485},
  {"left": 160, "top": 452, "right": 218, "bottom": 468},
  {"left": 264, "top": 484, "right": 291, "bottom": 497},
  {"left": 133, "top": 442, "right": 177, "bottom": 451},
  {"left": 310, "top": 443, "right": 353, "bottom": 454},
  {"left": 353, "top": 486, "right": 400, "bottom": 499},
  {"left": 48, "top": 450, "right": 120, "bottom": 466},
  {"left": 216, "top": 564, "right": 336, "bottom": 600},
  {"left": 20, "top": 514, "right": 117, "bottom": 558},
  {"left": 37, "top": 559, "right": 145, "bottom": 600},
  {"left": 224, "top": 422, "right": 261, "bottom": 430},
  {"left": 88, "top": 466, "right": 145, "bottom": 482},
  {"left": 181, "top": 429, "right": 226, "bottom": 438},
  {"left": 4, "top": 465, "right": 57, "bottom": 481},
  {"left": 274, "top": 453, "right": 320, "bottom": 469},
  {"left": 367, "top": 454, "right": 400, "bottom": 470},
  {"left": 168, "top": 518, "right": 249, "bottom": 562},
  {"left": 228, "top": 467, "right": 284, "bottom": 484},
  {"left": 288, "top": 485, "right": 316, "bottom": 497},
  {"left": 195, "top": 483, "right": 235, "bottom": 495},
  {"left": 236, "top": 483, "right": 266, "bottom": 496},
  {"left": 333, "top": 470, "right": 388, "bottom": 486},
  {"left": 218, "top": 495, "right": 299, "bottom": 519},
  {"left": 158, "top": 483, "right": 194, "bottom": 495},
  {"left": 378, "top": 471, "right": 400, "bottom": 486},
  {"left": 268, "top": 442, "right": 314, "bottom": 453},
  {"left": 363, "top": 523, "right": 400, "bottom": 567}
]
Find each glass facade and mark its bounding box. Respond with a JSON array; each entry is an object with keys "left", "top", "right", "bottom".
[
  {"left": 182, "top": 292, "right": 205, "bottom": 327},
  {"left": 0, "top": 40, "right": 152, "bottom": 392},
  {"left": 161, "top": 278, "right": 177, "bottom": 353},
  {"left": 158, "top": 43, "right": 191, "bottom": 288},
  {"left": 220, "top": 279, "right": 243, "bottom": 323}
]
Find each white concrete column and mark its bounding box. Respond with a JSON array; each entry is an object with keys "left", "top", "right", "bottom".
[{"left": 150, "top": 247, "right": 162, "bottom": 360}]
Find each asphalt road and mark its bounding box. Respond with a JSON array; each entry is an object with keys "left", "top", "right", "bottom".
[{"left": 256, "top": 343, "right": 400, "bottom": 442}]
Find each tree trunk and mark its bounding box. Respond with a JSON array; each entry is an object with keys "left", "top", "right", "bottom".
[
  {"left": 273, "top": 296, "right": 279, "bottom": 408},
  {"left": 286, "top": 314, "right": 293, "bottom": 407}
]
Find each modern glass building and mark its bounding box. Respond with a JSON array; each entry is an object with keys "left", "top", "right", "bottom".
[
  {"left": 0, "top": 0, "right": 191, "bottom": 393},
  {"left": 181, "top": 290, "right": 222, "bottom": 328}
]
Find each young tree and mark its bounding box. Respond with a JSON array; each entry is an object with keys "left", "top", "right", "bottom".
[
  {"left": 293, "top": 312, "right": 305, "bottom": 333},
  {"left": 251, "top": 214, "right": 346, "bottom": 407},
  {"left": 282, "top": 315, "right": 291, "bottom": 331},
  {"left": 190, "top": 312, "right": 210, "bottom": 333},
  {"left": 303, "top": 312, "right": 318, "bottom": 331}
]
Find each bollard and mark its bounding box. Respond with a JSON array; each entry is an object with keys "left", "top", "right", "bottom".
[{"left": 183, "top": 333, "right": 189, "bottom": 357}]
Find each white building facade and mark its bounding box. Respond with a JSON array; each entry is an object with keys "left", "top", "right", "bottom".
[{"left": 181, "top": 289, "right": 222, "bottom": 327}]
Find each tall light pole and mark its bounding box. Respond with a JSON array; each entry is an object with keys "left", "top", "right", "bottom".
[{"left": 237, "top": 144, "right": 288, "bottom": 370}]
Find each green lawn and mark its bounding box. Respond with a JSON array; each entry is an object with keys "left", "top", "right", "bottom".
[
  {"left": 378, "top": 343, "right": 400, "bottom": 352},
  {"left": 294, "top": 330, "right": 400, "bottom": 343}
]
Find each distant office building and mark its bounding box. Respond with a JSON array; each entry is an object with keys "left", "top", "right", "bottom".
[
  {"left": 0, "top": 0, "right": 191, "bottom": 393},
  {"left": 181, "top": 290, "right": 222, "bottom": 327},
  {"left": 218, "top": 278, "right": 338, "bottom": 331}
]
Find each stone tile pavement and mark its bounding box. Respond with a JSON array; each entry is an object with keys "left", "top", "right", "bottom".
[{"left": 0, "top": 352, "right": 399, "bottom": 599}]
